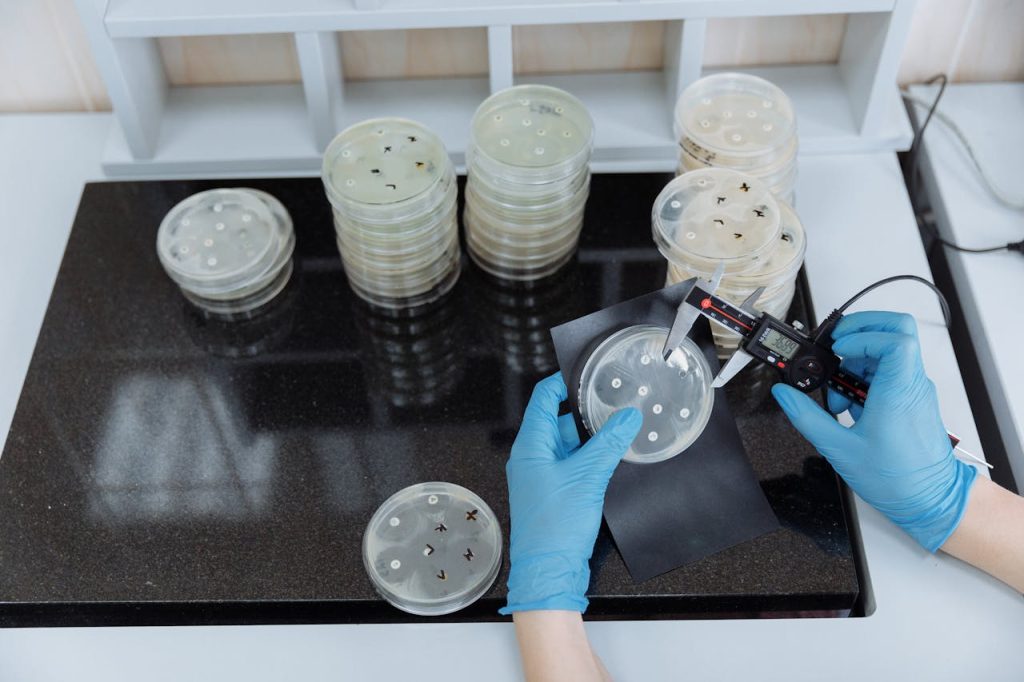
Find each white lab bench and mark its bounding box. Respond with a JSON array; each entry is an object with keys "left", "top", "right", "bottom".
[
  {"left": 912, "top": 82, "right": 1024, "bottom": 491},
  {"left": 0, "top": 113, "right": 1020, "bottom": 681}
]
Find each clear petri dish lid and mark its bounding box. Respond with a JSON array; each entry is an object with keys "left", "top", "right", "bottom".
[
  {"left": 322, "top": 118, "right": 454, "bottom": 220},
  {"left": 157, "top": 188, "right": 282, "bottom": 294},
  {"left": 674, "top": 72, "right": 797, "bottom": 166},
  {"left": 470, "top": 85, "right": 594, "bottom": 183},
  {"left": 679, "top": 131, "right": 798, "bottom": 175},
  {"left": 652, "top": 168, "right": 781, "bottom": 274},
  {"left": 579, "top": 325, "right": 714, "bottom": 464},
  {"left": 362, "top": 482, "right": 502, "bottom": 616},
  {"left": 727, "top": 199, "right": 805, "bottom": 287},
  {"left": 247, "top": 187, "right": 297, "bottom": 275}
]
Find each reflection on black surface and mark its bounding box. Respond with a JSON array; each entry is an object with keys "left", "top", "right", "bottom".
[
  {"left": 468, "top": 260, "right": 586, "bottom": 375},
  {"left": 183, "top": 275, "right": 300, "bottom": 358},
  {"left": 350, "top": 289, "right": 465, "bottom": 409},
  {"left": 761, "top": 457, "right": 851, "bottom": 556},
  {"left": 724, "top": 361, "right": 783, "bottom": 413},
  {"left": 91, "top": 373, "right": 276, "bottom": 522}
]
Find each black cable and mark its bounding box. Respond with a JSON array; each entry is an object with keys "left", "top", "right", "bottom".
[
  {"left": 905, "top": 74, "right": 1021, "bottom": 255},
  {"left": 813, "top": 274, "right": 951, "bottom": 346},
  {"left": 907, "top": 74, "right": 947, "bottom": 205}
]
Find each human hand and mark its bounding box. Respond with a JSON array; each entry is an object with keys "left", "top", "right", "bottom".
[
  {"left": 771, "top": 311, "right": 977, "bottom": 552},
  {"left": 500, "top": 374, "right": 642, "bottom": 614}
]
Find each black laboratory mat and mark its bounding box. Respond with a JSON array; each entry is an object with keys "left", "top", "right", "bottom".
[{"left": 0, "top": 173, "right": 858, "bottom": 626}]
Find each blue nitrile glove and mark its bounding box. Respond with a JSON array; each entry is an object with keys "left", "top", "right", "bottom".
[
  {"left": 771, "top": 310, "right": 977, "bottom": 552},
  {"left": 500, "top": 373, "right": 642, "bottom": 614}
]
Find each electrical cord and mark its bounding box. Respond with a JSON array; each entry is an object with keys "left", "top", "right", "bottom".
[
  {"left": 901, "top": 74, "right": 1024, "bottom": 255},
  {"left": 902, "top": 86, "right": 1024, "bottom": 211},
  {"left": 906, "top": 74, "right": 948, "bottom": 206},
  {"left": 813, "top": 274, "right": 951, "bottom": 346}
]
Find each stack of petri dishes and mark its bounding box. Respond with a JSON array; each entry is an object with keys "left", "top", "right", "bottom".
[
  {"left": 464, "top": 84, "right": 594, "bottom": 281},
  {"left": 654, "top": 168, "right": 806, "bottom": 357},
  {"left": 674, "top": 72, "right": 798, "bottom": 206},
  {"left": 157, "top": 188, "right": 296, "bottom": 316},
  {"left": 322, "top": 118, "right": 460, "bottom": 310}
]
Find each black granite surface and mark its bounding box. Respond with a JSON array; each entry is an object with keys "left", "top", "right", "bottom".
[{"left": 0, "top": 174, "right": 860, "bottom": 627}]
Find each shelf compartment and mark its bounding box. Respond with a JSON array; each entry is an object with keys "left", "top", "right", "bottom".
[{"left": 103, "top": 84, "right": 321, "bottom": 176}]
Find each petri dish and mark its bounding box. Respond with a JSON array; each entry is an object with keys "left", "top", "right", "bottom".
[
  {"left": 578, "top": 325, "right": 715, "bottom": 464},
  {"left": 652, "top": 168, "right": 781, "bottom": 276},
  {"left": 674, "top": 72, "right": 796, "bottom": 168},
  {"left": 157, "top": 188, "right": 296, "bottom": 314},
  {"left": 470, "top": 85, "right": 594, "bottom": 183},
  {"left": 322, "top": 118, "right": 453, "bottom": 222},
  {"left": 362, "top": 482, "right": 502, "bottom": 616},
  {"left": 157, "top": 188, "right": 280, "bottom": 294}
]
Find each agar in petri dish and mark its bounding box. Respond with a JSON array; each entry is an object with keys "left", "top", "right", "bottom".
[
  {"left": 157, "top": 188, "right": 279, "bottom": 292},
  {"left": 579, "top": 325, "right": 715, "bottom": 464},
  {"left": 471, "top": 85, "right": 594, "bottom": 173},
  {"left": 157, "top": 188, "right": 296, "bottom": 315},
  {"left": 362, "top": 482, "right": 502, "bottom": 616},
  {"left": 675, "top": 72, "right": 796, "bottom": 164},
  {"left": 323, "top": 118, "right": 451, "bottom": 208},
  {"left": 652, "top": 168, "right": 781, "bottom": 274}
]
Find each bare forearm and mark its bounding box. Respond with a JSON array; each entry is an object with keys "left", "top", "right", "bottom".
[
  {"left": 941, "top": 476, "right": 1024, "bottom": 593},
  {"left": 513, "top": 611, "right": 611, "bottom": 682}
]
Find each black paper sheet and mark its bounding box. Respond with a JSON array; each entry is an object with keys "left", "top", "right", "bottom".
[{"left": 551, "top": 281, "right": 780, "bottom": 582}]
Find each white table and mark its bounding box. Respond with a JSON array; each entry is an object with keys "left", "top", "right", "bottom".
[
  {"left": 0, "top": 113, "right": 1021, "bottom": 682},
  {"left": 912, "top": 82, "right": 1024, "bottom": 490}
]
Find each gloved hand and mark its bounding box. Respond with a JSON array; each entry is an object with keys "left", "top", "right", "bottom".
[
  {"left": 500, "top": 373, "right": 642, "bottom": 614},
  {"left": 771, "top": 310, "right": 977, "bottom": 552}
]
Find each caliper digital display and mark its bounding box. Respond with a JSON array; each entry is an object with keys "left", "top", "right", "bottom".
[{"left": 758, "top": 328, "right": 800, "bottom": 361}]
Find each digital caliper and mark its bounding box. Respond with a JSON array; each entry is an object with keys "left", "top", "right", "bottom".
[{"left": 662, "top": 266, "right": 987, "bottom": 466}]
